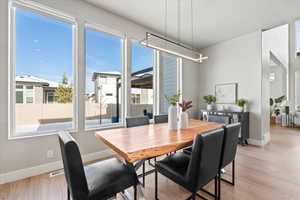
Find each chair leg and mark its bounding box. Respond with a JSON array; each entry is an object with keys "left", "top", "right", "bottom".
[
  {"left": 185, "top": 193, "right": 196, "bottom": 200},
  {"left": 232, "top": 160, "right": 235, "bottom": 185},
  {"left": 142, "top": 162, "right": 145, "bottom": 187},
  {"left": 67, "top": 188, "right": 70, "bottom": 200},
  {"left": 155, "top": 170, "right": 158, "bottom": 200},
  {"left": 218, "top": 171, "right": 221, "bottom": 200},
  {"left": 215, "top": 176, "right": 218, "bottom": 200},
  {"left": 134, "top": 184, "right": 137, "bottom": 200},
  {"left": 220, "top": 160, "right": 235, "bottom": 185}
]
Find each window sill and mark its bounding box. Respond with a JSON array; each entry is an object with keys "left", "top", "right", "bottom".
[
  {"left": 8, "top": 128, "right": 78, "bottom": 140},
  {"left": 85, "top": 123, "right": 124, "bottom": 133}
]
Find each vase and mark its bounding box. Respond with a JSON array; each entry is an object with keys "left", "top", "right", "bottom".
[
  {"left": 236, "top": 106, "right": 243, "bottom": 112},
  {"left": 244, "top": 104, "right": 248, "bottom": 112},
  {"left": 179, "top": 112, "right": 189, "bottom": 129},
  {"left": 168, "top": 105, "right": 178, "bottom": 130},
  {"left": 207, "top": 104, "right": 213, "bottom": 111}
]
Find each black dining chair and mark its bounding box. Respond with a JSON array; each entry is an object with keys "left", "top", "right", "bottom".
[
  {"left": 155, "top": 128, "right": 224, "bottom": 200},
  {"left": 125, "top": 116, "right": 151, "bottom": 187},
  {"left": 183, "top": 114, "right": 231, "bottom": 155},
  {"left": 126, "top": 116, "right": 149, "bottom": 128},
  {"left": 58, "top": 131, "right": 138, "bottom": 200},
  {"left": 217, "top": 123, "right": 241, "bottom": 200},
  {"left": 153, "top": 114, "right": 168, "bottom": 124}
]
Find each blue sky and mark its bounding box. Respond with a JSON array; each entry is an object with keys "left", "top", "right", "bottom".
[
  {"left": 16, "top": 8, "right": 153, "bottom": 93},
  {"left": 296, "top": 20, "right": 300, "bottom": 52}
]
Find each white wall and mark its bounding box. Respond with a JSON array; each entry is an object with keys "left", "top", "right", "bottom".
[
  {"left": 182, "top": 59, "right": 200, "bottom": 119},
  {"left": 198, "top": 31, "right": 263, "bottom": 141},
  {"left": 261, "top": 24, "right": 289, "bottom": 144},
  {"left": 270, "top": 65, "right": 286, "bottom": 98}
]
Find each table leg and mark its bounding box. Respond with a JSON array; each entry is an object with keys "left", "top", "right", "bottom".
[{"left": 121, "top": 161, "right": 146, "bottom": 200}]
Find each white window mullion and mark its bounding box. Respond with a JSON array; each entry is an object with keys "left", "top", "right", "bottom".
[
  {"left": 77, "top": 21, "right": 85, "bottom": 132},
  {"left": 124, "top": 38, "right": 131, "bottom": 118},
  {"left": 153, "top": 50, "right": 160, "bottom": 115},
  {"left": 8, "top": 5, "right": 16, "bottom": 138}
]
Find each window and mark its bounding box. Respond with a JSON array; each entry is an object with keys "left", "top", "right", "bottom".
[
  {"left": 47, "top": 92, "right": 59, "bottom": 104},
  {"left": 296, "top": 20, "right": 300, "bottom": 55},
  {"left": 16, "top": 91, "right": 23, "bottom": 104},
  {"left": 130, "top": 42, "right": 154, "bottom": 118},
  {"left": 10, "top": 6, "right": 75, "bottom": 137},
  {"left": 159, "top": 53, "right": 179, "bottom": 114},
  {"left": 131, "top": 94, "right": 141, "bottom": 104},
  {"left": 25, "top": 90, "right": 34, "bottom": 103},
  {"left": 85, "top": 27, "right": 122, "bottom": 129}
]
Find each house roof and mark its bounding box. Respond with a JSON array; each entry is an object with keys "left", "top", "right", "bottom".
[
  {"left": 16, "top": 75, "right": 59, "bottom": 88},
  {"left": 92, "top": 67, "right": 153, "bottom": 89},
  {"left": 92, "top": 71, "right": 121, "bottom": 81}
]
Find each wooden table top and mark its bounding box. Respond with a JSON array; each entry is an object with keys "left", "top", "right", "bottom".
[{"left": 95, "top": 119, "right": 224, "bottom": 163}]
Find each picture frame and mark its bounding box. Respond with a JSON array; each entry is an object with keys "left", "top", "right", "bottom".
[{"left": 215, "top": 83, "right": 238, "bottom": 104}]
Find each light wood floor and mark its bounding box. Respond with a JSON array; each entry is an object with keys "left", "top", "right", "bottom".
[{"left": 1, "top": 126, "right": 300, "bottom": 200}]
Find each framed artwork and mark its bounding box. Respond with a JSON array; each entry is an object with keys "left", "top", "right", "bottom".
[{"left": 215, "top": 83, "right": 238, "bottom": 104}]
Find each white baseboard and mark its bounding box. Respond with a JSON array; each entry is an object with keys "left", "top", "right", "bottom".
[
  {"left": 0, "top": 149, "right": 116, "bottom": 184},
  {"left": 248, "top": 138, "right": 268, "bottom": 146}
]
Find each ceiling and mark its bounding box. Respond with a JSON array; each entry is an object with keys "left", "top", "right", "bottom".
[{"left": 85, "top": 0, "right": 300, "bottom": 49}]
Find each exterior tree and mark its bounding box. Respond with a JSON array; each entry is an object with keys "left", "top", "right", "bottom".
[
  {"left": 55, "top": 73, "right": 72, "bottom": 103},
  {"left": 62, "top": 72, "right": 68, "bottom": 85}
]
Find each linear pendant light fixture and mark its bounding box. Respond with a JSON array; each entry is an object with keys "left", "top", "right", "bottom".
[{"left": 141, "top": 0, "right": 208, "bottom": 63}]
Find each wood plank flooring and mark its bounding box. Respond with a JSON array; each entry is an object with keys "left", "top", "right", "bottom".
[{"left": 1, "top": 126, "right": 300, "bottom": 200}]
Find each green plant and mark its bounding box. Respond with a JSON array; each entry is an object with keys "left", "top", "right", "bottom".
[
  {"left": 274, "top": 95, "right": 285, "bottom": 104},
  {"left": 55, "top": 84, "right": 72, "bottom": 103},
  {"left": 270, "top": 98, "right": 274, "bottom": 106},
  {"left": 179, "top": 100, "right": 192, "bottom": 112},
  {"left": 270, "top": 95, "right": 286, "bottom": 117},
  {"left": 203, "top": 95, "right": 216, "bottom": 104},
  {"left": 165, "top": 91, "right": 181, "bottom": 105},
  {"left": 236, "top": 98, "right": 247, "bottom": 107}
]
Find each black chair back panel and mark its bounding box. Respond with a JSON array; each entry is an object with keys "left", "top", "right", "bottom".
[
  {"left": 58, "top": 132, "right": 89, "bottom": 200},
  {"left": 208, "top": 115, "right": 231, "bottom": 124},
  {"left": 126, "top": 116, "right": 149, "bottom": 127},
  {"left": 186, "top": 128, "right": 224, "bottom": 190},
  {"left": 154, "top": 115, "right": 168, "bottom": 124},
  {"left": 221, "top": 123, "right": 241, "bottom": 168}
]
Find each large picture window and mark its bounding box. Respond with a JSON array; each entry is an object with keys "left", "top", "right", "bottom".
[
  {"left": 159, "top": 53, "right": 179, "bottom": 114},
  {"left": 296, "top": 20, "right": 300, "bottom": 54},
  {"left": 85, "top": 27, "right": 122, "bottom": 129},
  {"left": 130, "top": 43, "right": 154, "bottom": 118},
  {"left": 10, "top": 6, "right": 75, "bottom": 137}
]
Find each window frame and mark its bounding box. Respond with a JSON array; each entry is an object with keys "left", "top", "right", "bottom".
[
  {"left": 128, "top": 40, "right": 157, "bottom": 117},
  {"left": 84, "top": 23, "right": 126, "bottom": 131},
  {"left": 8, "top": 1, "right": 78, "bottom": 139},
  {"left": 7, "top": 1, "right": 184, "bottom": 139}
]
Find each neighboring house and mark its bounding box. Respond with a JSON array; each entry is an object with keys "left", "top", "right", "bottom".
[
  {"left": 16, "top": 75, "right": 59, "bottom": 104},
  {"left": 92, "top": 71, "right": 153, "bottom": 105}
]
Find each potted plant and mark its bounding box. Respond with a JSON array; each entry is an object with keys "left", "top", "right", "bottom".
[
  {"left": 179, "top": 100, "right": 192, "bottom": 129},
  {"left": 165, "top": 91, "right": 181, "bottom": 130},
  {"left": 203, "top": 95, "right": 216, "bottom": 111},
  {"left": 236, "top": 98, "right": 247, "bottom": 112},
  {"left": 271, "top": 95, "right": 285, "bottom": 124}
]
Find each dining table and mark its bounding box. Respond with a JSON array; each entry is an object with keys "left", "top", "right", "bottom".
[{"left": 95, "top": 119, "right": 224, "bottom": 200}]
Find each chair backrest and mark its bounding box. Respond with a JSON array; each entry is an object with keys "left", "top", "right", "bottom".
[
  {"left": 220, "top": 123, "right": 241, "bottom": 168},
  {"left": 58, "top": 131, "right": 89, "bottom": 200},
  {"left": 186, "top": 128, "right": 224, "bottom": 190},
  {"left": 154, "top": 114, "right": 168, "bottom": 124},
  {"left": 208, "top": 114, "right": 231, "bottom": 124},
  {"left": 125, "top": 116, "right": 149, "bottom": 127}
]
